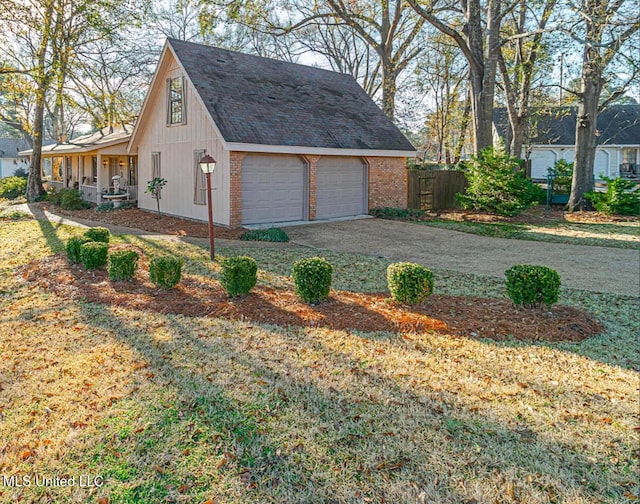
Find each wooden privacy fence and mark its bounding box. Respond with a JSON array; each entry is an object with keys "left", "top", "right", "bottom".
[{"left": 407, "top": 169, "right": 468, "bottom": 211}]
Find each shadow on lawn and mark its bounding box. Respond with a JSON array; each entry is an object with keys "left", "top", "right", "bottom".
[
  {"left": 68, "top": 300, "right": 631, "bottom": 503},
  {"left": 28, "top": 203, "right": 67, "bottom": 253}
]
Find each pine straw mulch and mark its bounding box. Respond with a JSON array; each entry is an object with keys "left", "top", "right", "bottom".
[
  {"left": 425, "top": 205, "right": 640, "bottom": 224},
  {"left": 39, "top": 203, "right": 245, "bottom": 240},
  {"left": 20, "top": 250, "right": 604, "bottom": 343}
]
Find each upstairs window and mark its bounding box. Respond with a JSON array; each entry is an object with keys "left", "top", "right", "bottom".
[{"left": 167, "top": 76, "right": 186, "bottom": 125}]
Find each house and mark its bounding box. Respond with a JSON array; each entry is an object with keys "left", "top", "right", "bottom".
[
  {"left": 0, "top": 138, "right": 31, "bottom": 178},
  {"left": 127, "top": 38, "right": 416, "bottom": 226},
  {"left": 495, "top": 105, "right": 640, "bottom": 180},
  {"left": 20, "top": 125, "right": 137, "bottom": 204}
]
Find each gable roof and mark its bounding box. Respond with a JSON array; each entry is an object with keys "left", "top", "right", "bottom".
[
  {"left": 0, "top": 138, "right": 31, "bottom": 158},
  {"left": 494, "top": 105, "right": 640, "bottom": 146},
  {"left": 20, "top": 124, "right": 133, "bottom": 156},
  {"left": 166, "top": 38, "right": 414, "bottom": 153}
]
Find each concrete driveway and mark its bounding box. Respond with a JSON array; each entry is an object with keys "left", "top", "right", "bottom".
[{"left": 284, "top": 219, "right": 640, "bottom": 297}]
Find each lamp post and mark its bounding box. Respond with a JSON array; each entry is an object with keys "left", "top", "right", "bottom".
[{"left": 199, "top": 154, "right": 216, "bottom": 260}]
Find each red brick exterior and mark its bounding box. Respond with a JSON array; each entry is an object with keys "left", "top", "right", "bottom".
[
  {"left": 229, "top": 151, "right": 246, "bottom": 227},
  {"left": 365, "top": 157, "right": 408, "bottom": 209},
  {"left": 303, "top": 155, "right": 321, "bottom": 220}
]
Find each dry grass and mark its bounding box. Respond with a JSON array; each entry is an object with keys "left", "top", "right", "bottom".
[{"left": 0, "top": 220, "right": 638, "bottom": 503}]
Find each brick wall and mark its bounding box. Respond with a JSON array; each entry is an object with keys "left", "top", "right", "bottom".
[
  {"left": 365, "top": 157, "right": 407, "bottom": 209},
  {"left": 304, "top": 155, "right": 321, "bottom": 220},
  {"left": 229, "top": 151, "right": 246, "bottom": 227}
]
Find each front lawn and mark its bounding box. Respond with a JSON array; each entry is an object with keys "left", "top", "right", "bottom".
[{"left": 0, "top": 219, "right": 638, "bottom": 503}]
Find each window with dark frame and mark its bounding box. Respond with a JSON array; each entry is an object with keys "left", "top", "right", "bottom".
[
  {"left": 193, "top": 150, "right": 206, "bottom": 205},
  {"left": 168, "top": 77, "right": 185, "bottom": 125}
]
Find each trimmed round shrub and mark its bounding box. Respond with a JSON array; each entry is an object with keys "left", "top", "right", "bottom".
[
  {"left": 84, "top": 226, "right": 111, "bottom": 243},
  {"left": 149, "top": 256, "right": 183, "bottom": 289},
  {"left": 505, "top": 264, "right": 561, "bottom": 308},
  {"left": 220, "top": 256, "right": 258, "bottom": 297},
  {"left": 387, "top": 262, "right": 434, "bottom": 304},
  {"left": 292, "top": 257, "right": 333, "bottom": 304},
  {"left": 80, "top": 241, "right": 109, "bottom": 270},
  {"left": 65, "top": 236, "right": 92, "bottom": 264},
  {"left": 108, "top": 249, "right": 140, "bottom": 281}
]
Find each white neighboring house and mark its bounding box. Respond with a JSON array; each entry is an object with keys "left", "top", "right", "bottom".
[
  {"left": 495, "top": 105, "right": 640, "bottom": 180},
  {"left": 0, "top": 138, "right": 31, "bottom": 178}
]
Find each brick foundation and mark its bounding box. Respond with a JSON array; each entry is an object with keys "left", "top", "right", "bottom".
[{"left": 365, "top": 157, "right": 408, "bottom": 209}]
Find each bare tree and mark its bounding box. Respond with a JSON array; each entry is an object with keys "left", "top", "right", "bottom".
[
  {"left": 407, "top": 0, "right": 506, "bottom": 153},
  {"left": 498, "top": 0, "right": 558, "bottom": 157}
]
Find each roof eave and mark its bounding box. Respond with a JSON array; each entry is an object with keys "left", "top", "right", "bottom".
[{"left": 226, "top": 142, "right": 416, "bottom": 158}]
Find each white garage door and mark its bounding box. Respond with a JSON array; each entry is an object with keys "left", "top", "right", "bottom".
[
  {"left": 242, "top": 154, "right": 306, "bottom": 225},
  {"left": 316, "top": 157, "right": 367, "bottom": 219},
  {"left": 530, "top": 149, "right": 557, "bottom": 179}
]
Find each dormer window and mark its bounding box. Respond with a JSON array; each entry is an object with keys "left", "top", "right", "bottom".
[{"left": 167, "top": 76, "right": 186, "bottom": 125}]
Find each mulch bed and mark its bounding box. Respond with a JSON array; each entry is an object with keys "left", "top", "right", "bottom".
[
  {"left": 425, "top": 206, "right": 640, "bottom": 224},
  {"left": 20, "top": 252, "right": 604, "bottom": 342},
  {"left": 40, "top": 203, "right": 245, "bottom": 240}
]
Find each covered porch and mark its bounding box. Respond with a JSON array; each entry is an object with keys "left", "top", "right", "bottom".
[{"left": 23, "top": 124, "right": 137, "bottom": 206}]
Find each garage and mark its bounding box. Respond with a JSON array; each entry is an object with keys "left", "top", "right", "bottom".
[
  {"left": 242, "top": 154, "right": 306, "bottom": 225},
  {"left": 530, "top": 149, "right": 557, "bottom": 180},
  {"left": 316, "top": 157, "right": 367, "bottom": 219}
]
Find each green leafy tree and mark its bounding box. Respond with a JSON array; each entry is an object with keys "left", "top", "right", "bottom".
[
  {"left": 457, "top": 147, "right": 545, "bottom": 216},
  {"left": 146, "top": 177, "right": 167, "bottom": 219}
]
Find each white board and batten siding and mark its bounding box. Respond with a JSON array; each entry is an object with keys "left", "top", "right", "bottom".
[
  {"left": 242, "top": 154, "right": 306, "bottom": 225},
  {"left": 133, "top": 52, "right": 230, "bottom": 225},
  {"left": 315, "top": 157, "right": 367, "bottom": 219}
]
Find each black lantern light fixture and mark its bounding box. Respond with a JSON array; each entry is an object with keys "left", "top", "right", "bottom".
[{"left": 199, "top": 153, "right": 217, "bottom": 260}]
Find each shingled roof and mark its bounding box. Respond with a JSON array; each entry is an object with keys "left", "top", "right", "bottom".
[
  {"left": 494, "top": 105, "right": 640, "bottom": 146},
  {"left": 168, "top": 38, "right": 414, "bottom": 152}
]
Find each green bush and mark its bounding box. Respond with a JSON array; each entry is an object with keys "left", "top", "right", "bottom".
[
  {"left": 292, "top": 257, "right": 333, "bottom": 304},
  {"left": 219, "top": 256, "right": 258, "bottom": 297},
  {"left": 370, "top": 207, "right": 425, "bottom": 219},
  {"left": 65, "top": 236, "right": 92, "bottom": 264},
  {"left": 0, "top": 176, "right": 27, "bottom": 199},
  {"left": 547, "top": 159, "right": 573, "bottom": 194},
  {"left": 457, "top": 147, "right": 546, "bottom": 216},
  {"left": 387, "top": 262, "right": 434, "bottom": 304},
  {"left": 585, "top": 176, "right": 640, "bottom": 216},
  {"left": 149, "top": 256, "right": 183, "bottom": 289},
  {"left": 240, "top": 228, "right": 289, "bottom": 242},
  {"left": 108, "top": 250, "right": 140, "bottom": 281},
  {"left": 80, "top": 241, "right": 109, "bottom": 270},
  {"left": 60, "top": 188, "right": 89, "bottom": 210},
  {"left": 84, "top": 226, "right": 111, "bottom": 243},
  {"left": 505, "top": 264, "right": 561, "bottom": 308}
]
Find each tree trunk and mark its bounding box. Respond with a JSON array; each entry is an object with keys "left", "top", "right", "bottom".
[
  {"left": 454, "top": 92, "right": 472, "bottom": 163},
  {"left": 26, "top": 1, "right": 53, "bottom": 202},
  {"left": 568, "top": 14, "right": 605, "bottom": 211},
  {"left": 569, "top": 78, "right": 601, "bottom": 210},
  {"left": 381, "top": 63, "right": 396, "bottom": 121},
  {"left": 26, "top": 91, "right": 47, "bottom": 201}
]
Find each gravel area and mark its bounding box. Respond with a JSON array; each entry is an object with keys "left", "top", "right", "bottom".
[{"left": 284, "top": 219, "right": 640, "bottom": 297}]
